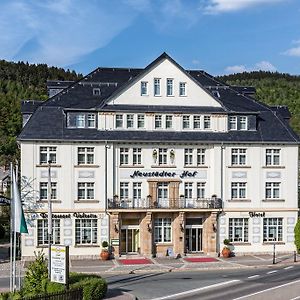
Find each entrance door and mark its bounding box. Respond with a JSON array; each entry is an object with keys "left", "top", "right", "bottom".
[
  {"left": 120, "top": 227, "right": 140, "bottom": 254},
  {"left": 185, "top": 227, "right": 202, "bottom": 253},
  {"left": 157, "top": 183, "right": 169, "bottom": 208}
]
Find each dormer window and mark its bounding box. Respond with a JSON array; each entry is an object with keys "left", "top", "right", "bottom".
[
  {"left": 204, "top": 116, "right": 211, "bottom": 129},
  {"left": 116, "top": 114, "right": 123, "bottom": 128},
  {"left": 183, "top": 115, "right": 190, "bottom": 129},
  {"left": 179, "top": 82, "right": 186, "bottom": 96},
  {"left": 193, "top": 116, "right": 201, "bottom": 129},
  {"left": 155, "top": 115, "right": 162, "bottom": 129},
  {"left": 127, "top": 114, "right": 134, "bottom": 128},
  {"left": 240, "top": 116, "right": 248, "bottom": 130},
  {"left": 229, "top": 116, "right": 237, "bottom": 130},
  {"left": 76, "top": 114, "right": 85, "bottom": 128},
  {"left": 93, "top": 88, "right": 101, "bottom": 96},
  {"left": 141, "top": 81, "right": 148, "bottom": 96},
  {"left": 154, "top": 78, "right": 161, "bottom": 96},
  {"left": 167, "top": 79, "right": 174, "bottom": 96},
  {"left": 165, "top": 115, "right": 173, "bottom": 129},
  {"left": 87, "top": 114, "right": 96, "bottom": 128},
  {"left": 137, "top": 114, "right": 145, "bottom": 128}
]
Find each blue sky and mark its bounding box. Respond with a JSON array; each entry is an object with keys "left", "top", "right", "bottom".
[{"left": 0, "top": 0, "right": 300, "bottom": 75}]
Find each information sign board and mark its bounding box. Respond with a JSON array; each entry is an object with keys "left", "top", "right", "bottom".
[{"left": 50, "top": 245, "right": 69, "bottom": 285}]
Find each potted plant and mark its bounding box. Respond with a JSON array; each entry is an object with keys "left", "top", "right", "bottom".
[
  {"left": 221, "top": 238, "right": 231, "bottom": 258},
  {"left": 100, "top": 241, "right": 110, "bottom": 260}
]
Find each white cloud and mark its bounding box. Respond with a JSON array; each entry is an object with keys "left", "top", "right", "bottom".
[
  {"left": 283, "top": 40, "right": 300, "bottom": 57},
  {"left": 204, "top": 0, "right": 284, "bottom": 14},
  {"left": 225, "top": 60, "right": 276, "bottom": 73},
  {"left": 0, "top": 0, "right": 139, "bottom": 67}
]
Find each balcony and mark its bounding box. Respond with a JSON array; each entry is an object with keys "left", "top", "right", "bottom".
[{"left": 107, "top": 197, "right": 223, "bottom": 210}]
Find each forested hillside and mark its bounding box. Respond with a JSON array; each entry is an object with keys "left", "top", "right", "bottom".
[
  {"left": 0, "top": 60, "right": 81, "bottom": 166},
  {"left": 218, "top": 71, "right": 300, "bottom": 135}
]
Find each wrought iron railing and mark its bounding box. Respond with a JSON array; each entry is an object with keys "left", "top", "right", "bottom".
[{"left": 107, "top": 197, "right": 222, "bottom": 209}]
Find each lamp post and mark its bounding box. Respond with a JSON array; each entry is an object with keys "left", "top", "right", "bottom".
[{"left": 47, "top": 161, "right": 52, "bottom": 279}]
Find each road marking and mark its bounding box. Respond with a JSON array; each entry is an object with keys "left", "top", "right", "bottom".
[
  {"left": 290, "top": 296, "right": 300, "bottom": 300},
  {"left": 284, "top": 266, "right": 294, "bottom": 270},
  {"left": 252, "top": 255, "right": 267, "bottom": 261},
  {"left": 150, "top": 280, "right": 240, "bottom": 300},
  {"left": 247, "top": 275, "right": 260, "bottom": 279},
  {"left": 233, "top": 279, "right": 300, "bottom": 300},
  {"left": 267, "top": 270, "right": 278, "bottom": 274}
]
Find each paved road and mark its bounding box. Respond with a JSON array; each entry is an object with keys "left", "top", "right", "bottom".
[{"left": 103, "top": 265, "right": 300, "bottom": 300}]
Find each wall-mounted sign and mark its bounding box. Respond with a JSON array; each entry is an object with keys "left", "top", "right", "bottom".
[
  {"left": 50, "top": 245, "right": 69, "bottom": 285},
  {"left": 130, "top": 170, "right": 198, "bottom": 179},
  {"left": 40, "top": 212, "right": 105, "bottom": 219},
  {"left": 249, "top": 212, "right": 266, "bottom": 218},
  {"left": 110, "top": 239, "right": 119, "bottom": 246}
]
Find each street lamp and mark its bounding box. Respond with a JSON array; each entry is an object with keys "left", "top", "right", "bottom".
[{"left": 47, "top": 160, "right": 52, "bottom": 279}]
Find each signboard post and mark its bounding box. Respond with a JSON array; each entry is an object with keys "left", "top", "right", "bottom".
[{"left": 50, "top": 245, "right": 69, "bottom": 289}]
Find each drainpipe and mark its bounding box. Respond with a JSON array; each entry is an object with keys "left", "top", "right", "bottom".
[{"left": 104, "top": 141, "right": 109, "bottom": 245}]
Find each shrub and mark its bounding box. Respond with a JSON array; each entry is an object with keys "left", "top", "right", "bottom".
[
  {"left": 0, "top": 291, "right": 22, "bottom": 300},
  {"left": 22, "top": 251, "right": 48, "bottom": 296},
  {"left": 223, "top": 238, "right": 230, "bottom": 246},
  {"left": 102, "top": 241, "right": 108, "bottom": 249},
  {"left": 294, "top": 219, "right": 300, "bottom": 253},
  {"left": 0, "top": 224, "right": 5, "bottom": 239},
  {"left": 45, "top": 281, "right": 65, "bottom": 294}
]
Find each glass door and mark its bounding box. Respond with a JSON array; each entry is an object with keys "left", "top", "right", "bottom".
[
  {"left": 185, "top": 227, "right": 202, "bottom": 253},
  {"left": 157, "top": 183, "right": 169, "bottom": 207},
  {"left": 120, "top": 227, "right": 140, "bottom": 254}
]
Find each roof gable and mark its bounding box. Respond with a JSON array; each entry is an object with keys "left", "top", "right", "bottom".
[{"left": 105, "top": 53, "right": 223, "bottom": 108}]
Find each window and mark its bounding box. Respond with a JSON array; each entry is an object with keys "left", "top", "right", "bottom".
[
  {"left": 120, "top": 182, "right": 129, "bottom": 199},
  {"left": 165, "top": 115, "right": 173, "bottom": 129},
  {"left": 179, "top": 82, "right": 186, "bottom": 96},
  {"left": 154, "top": 218, "right": 171, "bottom": 243},
  {"left": 78, "top": 147, "right": 94, "bottom": 165},
  {"left": 166, "top": 79, "right": 173, "bottom": 96},
  {"left": 265, "top": 182, "right": 280, "bottom": 199},
  {"left": 127, "top": 114, "right": 134, "bottom": 128},
  {"left": 204, "top": 116, "right": 211, "bottom": 129},
  {"left": 75, "top": 114, "right": 85, "bottom": 128},
  {"left": 133, "top": 182, "right": 142, "bottom": 200},
  {"left": 184, "top": 182, "right": 193, "bottom": 199},
  {"left": 193, "top": 116, "right": 201, "bottom": 129},
  {"left": 184, "top": 148, "right": 193, "bottom": 166},
  {"left": 141, "top": 81, "right": 148, "bottom": 95},
  {"left": 39, "top": 182, "right": 57, "bottom": 200},
  {"left": 137, "top": 114, "right": 145, "bottom": 128},
  {"left": 133, "top": 148, "right": 142, "bottom": 165},
  {"left": 78, "top": 182, "right": 94, "bottom": 200},
  {"left": 155, "top": 115, "right": 162, "bottom": 129},
  {"left": 40, "top": 146, "right": 57, "bottom": 164},
  {"left": 75, "top": 219, "right": 97, "bottom": 245},
  {"left": 197, "top": 149, "right": 205, "bottom": 165},
  {"left": 229, "top": 116, "right": 237, "bottom": 130},
  {"left": 240, "top": 116, "right": 247, "bottom": 130},
  {"left": 120, "top": 148, "right": 129, "bottom": 165},
  {"left": 197, "top": 182, "right": 206, "bottom": 199},
  {"left": 266, "top": 149, "right": 280, "bottom": 166},
  {"left": 116, "top": 114, "right": 123, "bottom": 128},
  {"left": 93, "top": 88, "right": 101, "bottom": 96},
  {"left": 87, "top": 114, "right": 96, "bottom": 128},
  {"left": 37, "top": 219, "right": 60, "bottom": 245},
  {"left": 182, "top": 115, "right": 190, "bottom": 129},
  {"left": 231, "top": 182, "right": 246, "bottom": 199},
  {"left": 159, "top": 148, "right": 168, "bottom": 165},
  {"left": 229, "top": 218, "right": 248, "bottom": 243},
  {"left": 231, "top": 149, "right": 246, "bottom": 166},
  {"left": 154, "top": 78, "right": 161, "bottom": 96},
  {"left": 263, "top": 218, "right": 283, "bottom": 242}
]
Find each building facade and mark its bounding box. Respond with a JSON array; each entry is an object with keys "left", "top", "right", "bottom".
[{"left": 19, "top": 53, "right": 299, "bottom": 259}]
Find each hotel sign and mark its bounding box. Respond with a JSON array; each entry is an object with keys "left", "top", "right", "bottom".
[
  {"left": 40, "top": 212, "right": 105, "bottom": 219},
  {"left": 130, "top": 170, "right": 198, "bottom": 179},
  {"left": 249, "top": 212, "right": 266, "bottom": 218}
]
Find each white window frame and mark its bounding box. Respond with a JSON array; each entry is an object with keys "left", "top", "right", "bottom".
[
  {"left": 158, "top": 148, "right": 168, "bottom": 165},
  {"left": 231, "top": 148, "right": 246, "bottom": 166},
  {"left": 229, "top": 116, "right": 237, "bottom": 130},
  {"left": 165, "top": 115, "right": 173, "bottom": 129},
  {"left": 229, "top": 218, "right": 249, "bottom": 243},
  {"left": 120, "top": 182, "right": 129, "bottom": 200},
  {"left": 154, "top": 78, "right": 161, "bottom": 96},
  {"left": 37, "top": 219, "right": 60, "bottom": 245},
  {"left": 265, "top": 182, "right": 280, "bottom": 199},
  {"left": 197, "top": 182, "right": 206, "bottom": 199},
  {"left": 141, "top": 81, "right": 148, "bottom": 96},
  {"left": 204, "top": 116, "right": 211, "bottom": 129},
  {"left": 126, "top": 114, "right": 134, "bottom": 129},
  {"left": 266, "top": 149, "right": 280, "bottom": 166},
  {"left": 184, "top": 148, "right": 193, "bottom": 166},
  {"left": 77, "top": 182, "right": 94, "bottom": 200},
  {"left": 120, "top": 148, "right": 129, "bottom": 165},
  {"left": 39, "top": 182, "right": 57, "bottom": 200},
  {"left": 166, "top": 78, "right": 174, "bottom": 96},
  {"left": 78, "top": 147, "right": 94, "bottom": 165},
  {"left": 75, "top": 219, "right": 98, "bottom": 245},
  {"left": 116, "top": 114, "right": 123, "bottom": 129},
  {"left": 263, "top": 218, "right": 283, "bottom": 242},
  {"left": 75, "top": 114, "right": 85, "bottom": 128},
  {"left": 154, "top": 218, "right": 172, "bottom": 243},
  {"left": 179, "top": 82, "right": 186, "bottom": 96},
  {"left": 87, "top": 114, "right": 96, "bottom": 128},
  {"left": 193, "top": 116, "right": 201, "bottom": 129},
  {"left": 184, "top": 182, "right": 193, "bottom": 199},
  {"left": 231, "top": 182, "right": 246, "bottom": 199},
  {"left": 155, "top": 115, "right": 162, "bottom": 129},
  {"left": 197, "top": 149, "right": 205, "bottom": 165},
  {"left": 133, "top": 148, "right": 142, "bottom": 165},
  {"left": 182, "top": 115, "right": 190, "bottom": 129},
  {"left": 40, "top": 146, "right": 57, "bottom": 164},
  {"left": 137, "top": 114, "right": 145, "bottom": 128},
  {"left": 240, "top": 116, "right": 247, "bottom": 130}
]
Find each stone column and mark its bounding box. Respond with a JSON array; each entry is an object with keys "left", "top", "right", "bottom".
[
  {"left": 173, "top": 212, "right": 185, "bottom": 256},
  {"left": 140, "top": 212, "right": 153, "bottom": 257},
  {"left": 203, "top": 212, "right": 217, "bottom": 254},
  {"left": 109, "top": 213, "right": 120, "bottom": 257},
  {"left": 148, "top": 181, "right": 157, "bottom": 208}
]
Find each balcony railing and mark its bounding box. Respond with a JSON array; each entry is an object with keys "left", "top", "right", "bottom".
[{"left": 107, "top": 197, "right": 222, "bottom": 209}]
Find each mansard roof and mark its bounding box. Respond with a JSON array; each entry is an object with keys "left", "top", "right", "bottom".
[{"left": 18, "top": 53, "right": 300, "bottom": 144}]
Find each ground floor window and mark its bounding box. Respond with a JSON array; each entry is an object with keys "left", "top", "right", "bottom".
[
  {"left": 263, "top": 218, "right": 283, "bottom": 242},
  {"left": 37, "top": 219, "right": 60, "bottom": 245},
  {"left": 75, "top": 219, "right": 98, "bottom": 245},
  {"left": 229, "top": 218, "right": 248, "bottom": 242},
  {"left": 154, "top": 218, "right": 171, "bottom": 243}
]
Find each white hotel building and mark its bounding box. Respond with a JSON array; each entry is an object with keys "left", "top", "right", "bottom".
[{"left": 19, "top": 53, "right": 299, "bottom": 259}]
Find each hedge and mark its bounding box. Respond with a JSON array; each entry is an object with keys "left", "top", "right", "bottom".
[{"left": 295, "top": 219, "right": 300, "bottom": 253}]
